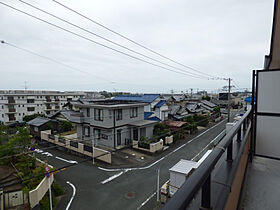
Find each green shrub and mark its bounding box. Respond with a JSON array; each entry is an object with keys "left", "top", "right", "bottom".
[
  {"left": 193, "top": 115, "right": 209, "bottom": 127},
  {"left": 40, "top": 193, "right": 57, "bottom": 210},
  {"left": 52, "top": 183, "right": 64, "bottom": 196},
  {"left": 58, "top": 121, "right": 73, "bottom": 132},
  {"left": 184, "top": 115, "right": 194, "bottom": 123}
]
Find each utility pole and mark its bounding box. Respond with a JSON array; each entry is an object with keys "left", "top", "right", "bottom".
[
  {"left": 227, "top": 78, "right": 231, "bottom": 122},
  {"left": 92, "top": 134, "right": 95, "bottom": 165},
  {"left": 157, "top": 168, "right": 160, "bottom": 202}
]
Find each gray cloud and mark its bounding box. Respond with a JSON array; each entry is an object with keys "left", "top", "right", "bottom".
[{"left": 0, "top": 0, "right": 274, "bottom": 93}]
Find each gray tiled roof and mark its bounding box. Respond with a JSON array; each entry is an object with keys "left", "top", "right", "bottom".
[{"left": 27, "top": 117, "right": 51, "bottom": 127}]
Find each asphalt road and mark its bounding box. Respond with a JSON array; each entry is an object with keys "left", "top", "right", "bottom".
[{"left": 35, "top": 119, "right": 228, "bottom": 210}]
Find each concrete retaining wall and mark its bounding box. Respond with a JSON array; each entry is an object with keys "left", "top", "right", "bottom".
[{"left": 29, "top": 164, "right": 54, "bottom": 209}]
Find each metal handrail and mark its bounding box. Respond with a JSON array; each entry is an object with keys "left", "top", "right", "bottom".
[{"left": 163, "top": 107, "right": 252, "bottom": 210}]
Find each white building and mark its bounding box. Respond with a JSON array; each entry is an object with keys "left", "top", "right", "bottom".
[{"left": 0, "top": 90, "right": 85, "bottom": 124}]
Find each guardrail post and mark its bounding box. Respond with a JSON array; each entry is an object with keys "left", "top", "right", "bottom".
[
  {"left": 200, "top": 174, "right": 212, "bottom": 210},
  {"left": 237, "top": 127, "right": 241, "bottom": 142},
  {"left": 227, "top": 140, "right": 233, "bottom": 161},
  {"left": 243, "top": 118, "right": 247, "bottom": 131}
]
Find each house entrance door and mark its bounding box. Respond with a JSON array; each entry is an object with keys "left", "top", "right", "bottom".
[{"left": 117, "top": 130, "right": 121, "bottom": 146}]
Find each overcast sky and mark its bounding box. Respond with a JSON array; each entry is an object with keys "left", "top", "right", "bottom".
[{"left": 0, "top": 0, "right": 275, "bottom": 94}]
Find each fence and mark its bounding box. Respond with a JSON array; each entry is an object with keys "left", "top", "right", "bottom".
[{"left": 40, "top": 130, "right": 111, "bottom": 164}]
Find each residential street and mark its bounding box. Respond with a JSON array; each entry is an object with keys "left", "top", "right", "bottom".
[{"left": 35, "top": 119, "right": 228, "bottom": 210}]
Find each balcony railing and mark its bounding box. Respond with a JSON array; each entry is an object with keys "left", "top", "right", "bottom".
[
  {"left": 9, "top": 117, "right": 16, "bottom": 122},
  {"left": 8, "top": 108, "right": 16, "bottom": 113},
  {"left": 7, "top": 99, "right": 15, "bottom": 104},
  {"left": 163, "top": 107, "right": 252, "bottom": 210}
]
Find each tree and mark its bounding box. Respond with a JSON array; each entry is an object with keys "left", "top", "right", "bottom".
[
  {"left": 202, "top": 95, "right": 211, "bottom": 101},
  {"left": 58, "top": 121, "right": 73, "bottom": 132},
  {"left": 184, "top": 115, "right": 194, "bottom": 123},
  {"left": 153, "top": 123, "right": 170, "bottom": 137}
]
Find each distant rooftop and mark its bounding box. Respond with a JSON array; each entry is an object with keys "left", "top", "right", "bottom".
[
  {"left": 76, "top": 99, "right": 147, "bottom": 108},
  {"left": 113, "top": 94, "right": 160, "bottom": 103},
  {"left": 0, "top": 90, "right": 86, "bottom": 95}
]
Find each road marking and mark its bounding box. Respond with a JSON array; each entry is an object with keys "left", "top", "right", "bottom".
[
  {"left": 66, "top": 181, "right": 76, "bottom": 210},
  {"left": 137, "top": 126, "right": 227, "bottom": 210},
  {"left": 98, "top": 118, "right": 227, "bottom": 173},
  {"left": 56, "top": 156, "right": 78, "bottom": 164},
  {"left": 101, "top": 171, "right": 124, "bottom": 184},
  {"left": 41, "top": 152, "right": 53, "bottom": 157},
  {"left": 34, "top": 149, "right": 43, "bottom": 153},
  {"left": 137, "top": 191, "right": 156, "bottom": 210}
]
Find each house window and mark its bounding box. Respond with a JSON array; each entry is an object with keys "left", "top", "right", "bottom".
[
  {"left": 19, "top": 113, "right": 21, "bottom": 116},
  {"left": 116, "top": 109, "right": 122, "bottom": 121},
  {"left": 22, "top": 105, "right": 24, "bottom": 107},
  {"left": 130, "top": 107, "right": 138, "bottom": 118},
  {"left": 94, "top": 108, "right": 103, "bottom": 121},
  {"left": 34, "top": 127, "right": 38, "bottom": 132},
  {"left": 84, "top": 126, "right": 90, "bottom": 137},
  {"left": 94, "top": 129, "right": 101, "bottom": 140},
  {"left": 86, "top": 108, "right": 90, "bottom": 117},
  {"left": 18, "top": 105, "right": 20, "bottom": 107}
]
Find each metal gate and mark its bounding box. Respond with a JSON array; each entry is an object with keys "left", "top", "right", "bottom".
[{"left": 253, "top": 69, "right": 280, "bottom": 159}]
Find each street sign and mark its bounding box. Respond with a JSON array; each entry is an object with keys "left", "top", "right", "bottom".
[{"left": 45, "top": 166, "right": 50, "bottom": 178}]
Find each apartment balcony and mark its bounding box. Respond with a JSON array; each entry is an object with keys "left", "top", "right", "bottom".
[
  {"left": 45, "top": 106, "right": 59, "bottom": 111},
  {"left": 44, "top": 100, "right": 59, "bottom": 104},
  {"left": 8, "top": 117, "right": 16, "bottom": 122},
  {"left": 163, "top": 102, "right": 280, "bottom": 210},
  {"left": 163, "top": 108, "right": 253, "bottom": 210},
  {"left": 7, "top": 99, "right": 15, "bottom": 104},
  {"left": 44, "top": 100, "right": 52, "bottom": 103},
  {"left": 7, "top": 108, "right": 16, "bottom": 113}
]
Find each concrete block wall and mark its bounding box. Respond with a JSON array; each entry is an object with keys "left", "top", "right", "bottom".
[
  {"left": 40, "top": 130, "right": 111, "bottom": 164},
  {"left": 29, "top": 164, "right": 54, "bottom": 209}
]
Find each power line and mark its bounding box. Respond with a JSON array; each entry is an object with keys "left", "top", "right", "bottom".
[
  {"left": 0, "top": 40, "right": 115, "bottom": 83},
  {"left": 0, "top": 2, "right": 208, "bottom": 80},
  {"left": 52, "top": 0, "right": 221, "bottom": 79},
  {"left": 18, "top": 0, "right": 211, "bottom": 80}
]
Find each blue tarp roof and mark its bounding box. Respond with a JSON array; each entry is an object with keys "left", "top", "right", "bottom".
[
  {"left": 144, "top": 112, "right": 153, "bottom": 120},
  {"left": 155, "top": 100, "right": 167, "bottom": 108},
  {"left": 113, "top": 94, "right": 160, "bottom": 103},
  {"left": 244, "top": 96, "right": 254, "bottom": 103},
  {"left": 147, "top": 116, "right": 161, "bottom": 121}
]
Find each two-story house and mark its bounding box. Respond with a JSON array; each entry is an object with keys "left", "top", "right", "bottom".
[
  {"left": 76, "top": 100, "right": 157, "bottom": 149},
  {"left": 113, "top": 94, "right": 169, "bottom": 121}
]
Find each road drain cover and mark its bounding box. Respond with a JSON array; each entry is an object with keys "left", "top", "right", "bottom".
[{"left": 125, "top": 192, "right": 135, "bottom": 199}]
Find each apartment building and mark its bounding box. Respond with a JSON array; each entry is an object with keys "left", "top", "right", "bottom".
[
  {"left": 76, "top": 99, "right": 157, "bottom": 149},
  {"left": 0, "top": 90, "right": 85, "bottom": 124}
]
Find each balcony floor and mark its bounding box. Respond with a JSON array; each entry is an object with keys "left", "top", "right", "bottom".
[{"left": 239, "top": 156, "right": 280, "bottom": 210}]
